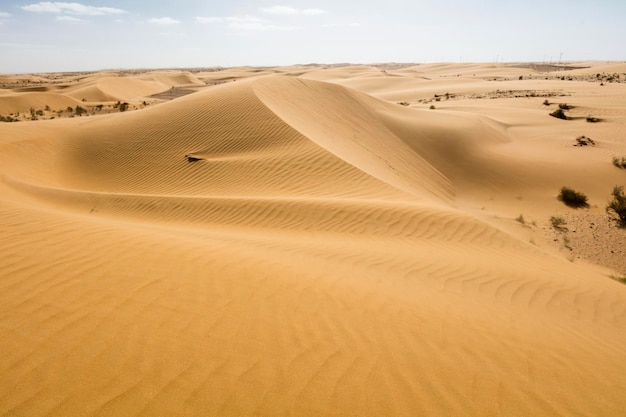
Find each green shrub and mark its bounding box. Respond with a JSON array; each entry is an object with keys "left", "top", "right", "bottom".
[
  {"left": 606, "top": 186, "right": 626, "bottom": 226},
  {"left": 558, "top": 187, "right": 588, "bottom": 208}
]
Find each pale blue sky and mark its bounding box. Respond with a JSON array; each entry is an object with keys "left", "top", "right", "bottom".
[{"left": 1, "top": 0, "right": 624, "bottom": 73}]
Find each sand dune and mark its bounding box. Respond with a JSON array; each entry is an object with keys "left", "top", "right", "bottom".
[
  {"left": 1, "top": 63, "right": 626, "bottom": 417},
  {"left": 0, "top": 91, "right": 82, "bottom": 114},
  {"left": 63, "top": 71, "right": 205, "bottom": 102}
]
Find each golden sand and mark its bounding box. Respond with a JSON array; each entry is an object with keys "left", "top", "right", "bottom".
[{"left": 1, "top": 63, "right": 626, "bottom": 416}]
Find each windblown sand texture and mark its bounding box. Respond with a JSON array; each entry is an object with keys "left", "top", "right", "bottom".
[{"left": 1, "top": 63, "right": 626, "bottom": 416}]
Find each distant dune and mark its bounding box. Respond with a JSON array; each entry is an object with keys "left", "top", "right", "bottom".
[{"left": 1, "top": 63, "right": 626, "bottom": 417}]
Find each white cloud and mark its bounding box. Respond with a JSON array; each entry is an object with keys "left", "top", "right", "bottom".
[
  {"left": 0, "top": 12, "right": 11, "bottom": 18},
  {"left": 148, "top": 17, "right": 180, "bottom": 25},
  {"left": 228, "top": 21, "right": 299, "bottom": 31},
  {"left": 196, "top": 14, "right": 297, "bottom": 31},
  {"left": 196, "top": 15, "right": 268, "bottom": 26},
  {"left": 323, "top": 22, "right": 361, "bottom": 28},
  {"left": 260, "top": 6, "right": 298, "bottom": 15},
  {"left": 260, "top": 6, "right": 327, "bottom": 16},
  {"left": 56, "top": 15, "right": 82, "bottom": 22},
  {"left": 302, "top": 9, "right": 327, "bottom": 16},
  {"left": 196, "top": 16, "right": 224, "bottom": 23},
  {"left": 22, "top": 2, "right": 126, "bottom": 15},
  {"left": 197, "top": 15, "right": 264, "bottom": 24},
  {"left": 229, "top": 16, "right": 266, "bottom": 24}
]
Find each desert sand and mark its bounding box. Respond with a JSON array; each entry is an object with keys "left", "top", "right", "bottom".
[{"left": 1, "top": 62, "right": 626, "bottom": 416}]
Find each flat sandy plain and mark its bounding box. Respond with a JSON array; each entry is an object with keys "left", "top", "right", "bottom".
[{"left": 1, "top": 62, "right": 626, "bottom": 416}]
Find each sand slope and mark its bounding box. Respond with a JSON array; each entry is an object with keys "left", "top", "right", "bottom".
[{"left": 1, "top": 64, "right": 626, "bottom": 417}]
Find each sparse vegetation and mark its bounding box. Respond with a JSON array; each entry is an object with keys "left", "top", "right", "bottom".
[
  {"left": 429, "top": 105, "right": 436, "bottom": 110},
  {"left": 609, "top": 274, "right": 626, "bottom": 284},
  {"left": 550, "top": 108, "right": 568, "bottom": 120},
  {"left": 543, "top": 99, "right": 550, "bottom": 106},
  {"left": 606, "top": 185, "right": 626, "bottom": 226},
  {"left": 574, "top": 135, "right": 595, "bottom": 146},
  {"left": 559, "top": 103, "right": 574, "bottom": 110},
  {"left": 75, "top": 105, "right": 87, "bottom": 116},
  {"left": 612, "top": 156, "right": 626, "bottom": 169},
  {"left": 515, "top": 214, "right": 526, "bottom": 225},
  {"left": 0, "top": 115, "right": 18, "bottom": 122},
  {"left": 586, "top": 115, "right": 600, "bottom": 123},
  {"left": 398, "top": 101, "right": 409, "bottom": 106},
  {"left": 114, "top": 101, "right": 129, "bottom": 112},
  {"left": 550, "top": 216, "right": 567, "bottom": 229},
  {"left": 558, "top": 187, "right": 588, "bottom": 208},
  {"left": 563, "top": 234, "right": 572, "bottom": 250}
]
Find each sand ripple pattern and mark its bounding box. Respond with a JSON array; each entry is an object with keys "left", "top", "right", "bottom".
[{"left": 1, "top": 75, "right": 626, "bottom": 417}]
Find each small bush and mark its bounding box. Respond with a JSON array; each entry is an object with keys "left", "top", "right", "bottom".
[
  {"left": 612, "top": 156, "right": 626, "bottom": 169},
  {"left": 515, "top": 214, "right": 525, "bottom": 225},
  {"left": 429, "top": 105, "right": 436, "bottom": 110},
  {"left": 550, "top": 108, "right": 568, "bottom": 120},
  {"left": 559, "top": 103, "right": 573, "bottom": 110},
  {"left": 586, "top": 115, "right": 600, "bottom": 123},
  {"left": 543, "top": 99, "right": 550, "bottom": 106},
  {"left": 550, "top": 216, "right": 567, "bottom": 229},
  {"left": 558, "top": 187, "right": 588, "bottom": 208},
  {"left": 0, "top": 115, "right": 18, "bottom": 122},
  {"left": 606, "top": 185, "right": 626, "bottom": 226},
  {"left": 574, "top": 135, "right": 595, "bottom": 146}
]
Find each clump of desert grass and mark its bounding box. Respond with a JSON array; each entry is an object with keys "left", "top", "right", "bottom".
[{"left": 558, "top": 187, "right": 588, "bottom": 208}]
